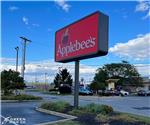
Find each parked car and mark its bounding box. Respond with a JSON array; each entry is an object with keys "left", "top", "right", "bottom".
[
  {"left": 79, "top": 87, "right": 93, "bottom": 95},
  {"left": 114, "top": 90, "right": 121, "bottom": 96},
  {"left": 102, "top": 90, "right": 114, "bottom": 96},
  {"left": 137, "top": 90, "right": 150, "bottom": 96},
  {"left": 98, "top": 90, "right": 120, "bottom": 96},
  {"left": 26, "top": 85, "right": 36, "bottom": 89},
  {"left": 120, "top": 90, "right": 129, "bottom": 96},
  {"left": 59, "top": 84, "right": 72, "bottom": 94}
]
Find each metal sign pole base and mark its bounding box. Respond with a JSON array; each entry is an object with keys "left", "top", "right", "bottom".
[{"left": 74, "top": 60, "right": 80, "bottom": 109}]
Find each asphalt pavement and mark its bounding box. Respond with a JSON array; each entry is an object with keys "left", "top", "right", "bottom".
[
  {"left": 2, "top": 90, "right": 150, "bottom": 125},
  {"left": 1, "top": 102, "right": 63, "bottom": 125},
  {"left": 26, "top": 90, "right": 150, "bottom": 117}
]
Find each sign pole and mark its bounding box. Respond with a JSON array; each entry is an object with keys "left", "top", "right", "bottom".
[{"left": 74, "top": 60, "right": 80, "bottom": 108}]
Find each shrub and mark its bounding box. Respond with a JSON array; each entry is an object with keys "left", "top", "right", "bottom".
[
  {"left": 82, "top": 103, "right": 113, "bottom": 115},
  {"left": 83, "top": 103, "right": 102, "bottom": 113},
  {"left": 2, "top": 94, "right": 42, "bottom": 100},
  {"left": 40, "top": 101, "right": 70, "bottom": 112},
  {"left": 95, "top": 113, "right": 109, "bottom": 123},
  {"left": 15, "top": 94, "right": 42, "bottom": 100},
  {"left": 99, "top": 105, "right": 113, "bottom": 115},
  {"left": 111, "top": 114, "right": 138, "bottom": 123},
  {"left": 68, "top": 109, "right": 86, "bottom": 116}
]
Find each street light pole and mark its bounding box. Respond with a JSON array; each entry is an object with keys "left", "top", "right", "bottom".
[
  {"left": 15, "top": 46, "right": 19, "bottom": 72},
  {"left": 45, "top": 73, "right": 48, "bottom": 91},
  {"left": 20, "top": 37, "right": 31, "bottom": 80},
  {"left": 45, "top": 73, "right": 47, "bottom": 84}
]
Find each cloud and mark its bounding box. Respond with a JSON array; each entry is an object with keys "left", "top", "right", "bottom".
[
  {"left": 0, "top": 57, "right": 16, "bottom": 64},
  {"left": 1, "top": 58, "right": 149, "bottom": 83},
  {"left": 55, "top": 0, "right": 71, "bottom": 12},
  {"left": 22, "top": 16, "right": 29, "bottom": 25},
  {"left": 135, "top": 0, "right": 149, "bottom": 12},
  {"left": 1, "top": 59, "right": 97, "bottom": 83},
  {"left": 9, "top": 6, "right": 19, "bottom": 11},
  {"left": 143, "top": 10, "right": 150, "bottom": 19},
  {"left": 135, "top": 0, "right": 150, "bottom": 19},
  {"left": 22, "top": 17, "right": 40, "bottom": 28},
  {"left": 109, "top": 33, "right": 150, "bottom": 61},
  {"left": 135, "top": 64, "right": 150, "bottom": 77}
]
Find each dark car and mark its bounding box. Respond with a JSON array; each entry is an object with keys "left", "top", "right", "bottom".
[
  {"left": 114, "top": 90, "right": 121, "bottom": 96},
  {"left": 138, "top": 90, "right": 150, "bottom": 96},
  {"left": 59, "top": 84, "right": 72, "bottom": 94},
  {"left": 79, "top": 87, "right": 93, "bottom": 95},
  {"left": 102, "top": 90, "right": 114, "bottom": 96}
]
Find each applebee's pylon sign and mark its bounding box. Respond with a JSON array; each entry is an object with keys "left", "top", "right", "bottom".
[
  {"left": 55, "top": 11, "right": 109, "bottom": 108},
  {"left": 55, "top": 11, "right": 109, "bottom": 63}
]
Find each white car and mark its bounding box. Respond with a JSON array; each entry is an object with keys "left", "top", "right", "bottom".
[{"left": 120, "top": 90, "right": 129, "bottom": 96}]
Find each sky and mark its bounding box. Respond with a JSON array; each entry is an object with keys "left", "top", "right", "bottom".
[{"left": 1, "top": 0, "right": 150, "bottom": 83}]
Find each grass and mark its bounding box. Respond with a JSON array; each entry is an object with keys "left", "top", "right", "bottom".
[
  {"left": 110, "top": 113, "right": 138, "bottom": 123},
  {"left": 95, "top": 113, "right": 109, "bottom": 123},
  {"left": 2, "top": 94, "right": 42, "bottom": 100},
  {"left": 118, "top": 112, "right": 150, "bottom": 124},
  {"left": 95, "top": 112, "right": 150, "bottom": 125},
  {"left": 50, "top": 113, "right": 150, "bottom": 125},
  {"left": 49, "top": 120, "right": 81, "bottom": 125}
]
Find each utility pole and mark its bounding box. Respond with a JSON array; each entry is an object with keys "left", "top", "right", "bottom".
[
  {"left": 20, "top": 37, "right": 31, "bottom": 80},
  {"left": 15, "top": 46, "right": 19, "bottom": 72},
  {"left": 45, "top": 73, "right": 47, "bottom": 91},
  {"left": 35, "top": 73, "right": 37, "bottom": 83},
  {"left": 45, "top": 73, "right": 47, "bottom": 84}
]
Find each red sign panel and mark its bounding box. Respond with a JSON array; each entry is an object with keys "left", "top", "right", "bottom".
[{"left": 55, "top": 11, "right": 108, "bottom": 62}]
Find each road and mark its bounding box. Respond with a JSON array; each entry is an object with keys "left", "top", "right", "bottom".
[{"left": 26, "top": 90, "right": 150, "bottom": 117}]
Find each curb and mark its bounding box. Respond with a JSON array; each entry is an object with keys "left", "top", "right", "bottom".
[{"left": 35, "top": 107, "right": 77, "bottom": 125}]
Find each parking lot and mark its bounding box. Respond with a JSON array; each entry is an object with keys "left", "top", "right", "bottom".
[
  {"left": 1, "top": 102, "right": 63, "bottom": 125},
  {"left": 26, "top": 91, "right": 150, "bottom": 117}
]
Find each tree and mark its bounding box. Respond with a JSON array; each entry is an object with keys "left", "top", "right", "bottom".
[
  {"left": 90, "top": 82, "right": 105, "bottom": 94},
  {"left": 53, "top": 73, "right": 61, "bottom": 88},
  {"left": 90, "top": 68, "right": 108, "bottom": 93},
  {"left": 90, "top": 61, "right": 142, "bottom": 91},
  {"left": 103, "top": 61, "right": 142, "bottom": 86},
  {"left": 1, "top": 69, "right": 25, "bottom": 95},
  {"left": 53, "top": 68, "right": 73, "bottom": 88}
]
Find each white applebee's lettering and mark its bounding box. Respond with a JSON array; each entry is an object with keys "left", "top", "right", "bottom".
[{"left": 57, "top": 36, "right": 96, "bottom": 57}]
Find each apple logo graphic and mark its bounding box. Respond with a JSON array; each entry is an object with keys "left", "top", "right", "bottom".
[{"left": 62, "top": 28, "right": 69, "bottom": 45}]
